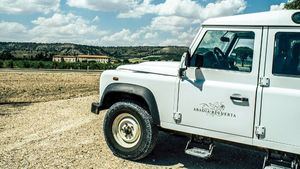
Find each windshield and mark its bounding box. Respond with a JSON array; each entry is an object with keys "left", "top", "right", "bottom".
[
  {"left": 191, "top": 30, "right": 255, "bottom": 72},
  {"left": 195, "top": 31, "right": 234, "bottom": 55}
]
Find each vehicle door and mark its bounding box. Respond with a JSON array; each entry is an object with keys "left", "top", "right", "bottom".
[
  {"left": 177, "top": 27, "right": 262, "bottom": 138},
  {"left": 259, "top": 27, "right": 300, "bottom": 147}
]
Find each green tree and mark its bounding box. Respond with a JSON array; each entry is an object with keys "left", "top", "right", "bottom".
[
  {"left": 14, "top": 60, "right": 24, "bottom": 68},
  {"left": 31, "top": 61, "right": 40, "bottom": 69},
  {"left": 23, "top": 60, "right": 31, "bottom": 68},
  {"left": 0, "top": 51, "right": 14, "bottom": 60},
  {"left": 0, "top": 60, "right": 3, "bottom": 68},
  {"left": 233, "top": 47, "right": 253, "bottom": 67},
  {"left": 7, "top": 60, "right": 14, "bottom": 68},
  {"left": 53, "top": 62, "right": 59, "bottom": 69},
  {"left": 285, "top": 0, "right": 300, "bottom": 9}
]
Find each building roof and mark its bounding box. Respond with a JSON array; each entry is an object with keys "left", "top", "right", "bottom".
[
  {"left": 203, "top": 10, "right": 300, "bottom": 27},
  {"left": 78, "top": 55, "right": 110, "bottom": 59},
  {"left": 53, "top": 55, "right": 110, "bottom": 59},
  {"left": 53, "top": 55, "right": 77, "bottom": 58}
]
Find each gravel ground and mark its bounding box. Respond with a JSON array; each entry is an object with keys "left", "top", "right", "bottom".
[
  {"left": 0, "top": 95, "right": 265, "bottom": 169},
  {"left": 0, "top": 70, "right": 265, "bottom": 168}
]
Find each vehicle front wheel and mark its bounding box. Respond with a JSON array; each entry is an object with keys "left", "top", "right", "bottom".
[{"left": 103, "top": 102, "right": 158, "bottom": 160}]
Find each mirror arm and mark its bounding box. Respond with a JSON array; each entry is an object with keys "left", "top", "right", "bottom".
[
  {"left": 179, "top": 50, "right": 191, "bottom": 79},
  {"left": 179, "top": 67, "right": 187, "bottom": 78}
]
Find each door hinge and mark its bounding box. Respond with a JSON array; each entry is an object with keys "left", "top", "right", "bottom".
[
  {"left": 173, "top": 112, "right": 182, "bottom": 124},
  {"left": 255, "top": 126, "right": 266, "bottom": 139},
  {"left": 259, "top": 77, "right": 270, "bottom": 87}
]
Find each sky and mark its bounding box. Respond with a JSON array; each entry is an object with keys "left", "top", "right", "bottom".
[{"left": 0, "top": 0, "right": 289, "bottom": 46}]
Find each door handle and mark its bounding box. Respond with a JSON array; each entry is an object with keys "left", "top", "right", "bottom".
[{"left": 230, "top": 94, "right": 249, "bottom": 102}]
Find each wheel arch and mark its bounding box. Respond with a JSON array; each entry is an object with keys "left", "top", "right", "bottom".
[{"left": 100, "top": 83, "right": 160, "bottom": 126}]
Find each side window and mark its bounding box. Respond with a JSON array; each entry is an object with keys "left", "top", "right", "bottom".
[
  {"left": 191, "top": 30, "right": 254, "bottom": 72},
  {"left": 273, "top": 32, "right": 300, "bottom": 76}
]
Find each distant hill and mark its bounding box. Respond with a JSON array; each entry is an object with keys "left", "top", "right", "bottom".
[{"left": 0, "top": 42, "right": 188, "bottom": 61}]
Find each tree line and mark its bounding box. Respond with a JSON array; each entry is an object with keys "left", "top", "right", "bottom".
[
  {"left": 285, "top": 0, "right": 300, "bottom": 9},
  {"left": 0, "top": 60, "right": 119, "bottom": 70}
]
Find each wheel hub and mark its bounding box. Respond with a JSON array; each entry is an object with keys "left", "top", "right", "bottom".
[{"left": 112, "top": 113, "right": 141, "bottom": 148}]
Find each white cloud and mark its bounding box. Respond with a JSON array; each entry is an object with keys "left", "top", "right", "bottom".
[
  {"left": 133, "top": 0, "right": 246, "bottom": 46},
  {"left": 270, "top": 3, "right": 285, "bottom": 11},
  {"left": 150, "top": 16, "right": 191, "bottom": 32},
  {"left": 155, "top": 0, "right": 201, "bottom": 18},
  {"left": 100, "top": 27, "right": 163, "bottom": 46},
  {"left": 118, "top": 0, "right": 246, "bottom": 46},
  {"left": 0, "top": 0, "right": 248, "bottom": 46},
  {"left": 67, "top": 0, "right": 138, "bottom": 12},
  {"left": 159, "top": 27, "right": 198, "bottom": 46},
  {"left": 118, "top": 0, "right": 157, "bottom": 18},
  {"left": 145, "top": 32, "right": 158, "bottom": 39},
  {"left": 0, "top": 0, "right": 60, "bottom": 14},
  {"left": 92, "top": 16, "right": 100, "bottom": 22},
  {"left": 119, "top": 0, "right": 246, "bottom": 20},
  {"left": 1, "top": 13, "right": 107, "bottom": 45},
  {"left": 199, "top": 0, "right": 246, "bottom": 19},
  {"left": 64, "top": 0, "right": 247, "bottom": 46},
  {"left": 100, "top": 29, "right": 141, "bottom": 46},
  {"left": 0, "top": 21, "right": 28, "bottom": 41},
  {"left": 29, "top": 13, "right": 107, "bottom": 45},
  {"left": 69, "top": 0, "right": 246, "bottom": 21}
]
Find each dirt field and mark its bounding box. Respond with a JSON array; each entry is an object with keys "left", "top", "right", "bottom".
[
  {"left": 0, "top": 70, "right": 264, "bottom": 169},
  {"left": 0, "top": 70, "right": 100, "bottom": 104}
]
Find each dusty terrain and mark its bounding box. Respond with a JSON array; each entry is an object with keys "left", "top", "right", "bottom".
[
  {"left": 0, "top": 70, "right": 99, "bottom": 104},
  {"left": 0, "top": 70, "right": 264, "bottom": 169}
]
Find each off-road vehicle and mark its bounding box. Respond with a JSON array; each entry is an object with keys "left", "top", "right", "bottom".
[{"left": 92, "top": 10, "right": 300, "bottom": 169}]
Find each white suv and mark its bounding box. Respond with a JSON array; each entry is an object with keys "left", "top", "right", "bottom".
[{"left": 92, "top": 10, "right": 300, "bottom": 169}]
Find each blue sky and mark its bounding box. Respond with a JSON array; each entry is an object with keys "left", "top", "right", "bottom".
[{"left": 0, "top": 0, "right": 288, "bottom": 46}]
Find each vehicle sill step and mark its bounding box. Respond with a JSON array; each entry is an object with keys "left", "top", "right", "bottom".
[
  {"left": 184, "top": 139, "right": 214, "bottom": 159},
  {"left": 263, "top": 152, "right": 299, "bottom": 169},
  {"left": 185, "top": 147, "right": 212, "bottom": 159},
  {"left": 264, "top": 164, "right": 291, "bottom": 169}
]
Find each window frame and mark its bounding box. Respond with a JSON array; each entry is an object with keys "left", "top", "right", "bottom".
[
  {"left": 272, "top": 31, "right": 300, "bottom": 78},
  {"left": 190, "top": 29, "right": 255, "bottom": 73}
]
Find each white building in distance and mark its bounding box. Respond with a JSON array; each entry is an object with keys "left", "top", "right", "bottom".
[{"left": 53, "top": 55, "right": 110, "bottom": 63}]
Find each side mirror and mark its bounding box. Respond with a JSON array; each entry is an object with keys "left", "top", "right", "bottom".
[
  {"left": 220, "top": 36, "right": 230, "bottom": 42},
  {"left": 179, "top": 51, "right": 191, "bottom": 78},
  {"left": 184, "top": 51, "right": 191, "bottom": 67},
  {"left": 194, "top": 54, "right": 204, "bottom": 69}
]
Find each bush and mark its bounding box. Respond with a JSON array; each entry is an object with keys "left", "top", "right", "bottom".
[
  {"left": 23, "top": 60, "right": 31, "bottom": 68},
  {"left": 13, "top": 61, "right": 21, "bottom": 68},
  {"left": 285, "top": 0, "right": 300, "bottom": 9},
  {"left": 7, "top": 60, "right": 14, "bottom": 68}
]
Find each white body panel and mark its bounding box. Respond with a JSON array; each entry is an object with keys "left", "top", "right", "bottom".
[
  {"left": 100, "top": 69, "right": 178, "bottom": 124},
  {"left": 98, "top": 10, "right": 300, "bottom": 155},
  {"left": 203, "top": 10, "right": 299, "bottom": 27},
  {"left": 253, "top": 27, "right": 300, "bottom": 153},
  {"left": 177, "top": 27, "right": 262, "bottom": 138}
]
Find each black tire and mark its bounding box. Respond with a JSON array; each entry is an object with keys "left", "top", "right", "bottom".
[{"left": 103, "top": 101, "right": 158, "bottom": 160}]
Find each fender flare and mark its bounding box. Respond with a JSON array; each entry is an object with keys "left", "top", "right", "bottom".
[{"left": 100, "top": 83, "right": 160, "bottom": 125}]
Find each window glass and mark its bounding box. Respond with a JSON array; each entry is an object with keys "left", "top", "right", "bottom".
[
  {"left": 273, "top": 32, "right": 300, "bottom": 76},
  {"left": 191, "top": 30, "right": 255, "bottom": 72}
]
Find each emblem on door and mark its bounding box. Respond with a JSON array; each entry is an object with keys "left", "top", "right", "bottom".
[{"left": 194, "top": 102, "right": 237, "bottom": 118}]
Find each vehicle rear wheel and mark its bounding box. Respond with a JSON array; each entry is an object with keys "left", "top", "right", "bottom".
[{"left": 103, "top": 102, "right": 158, "bottom": 160}]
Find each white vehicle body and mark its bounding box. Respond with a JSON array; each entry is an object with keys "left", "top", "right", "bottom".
[{"left": 93, "top": 10, "right": 300, "bottom": 162}]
